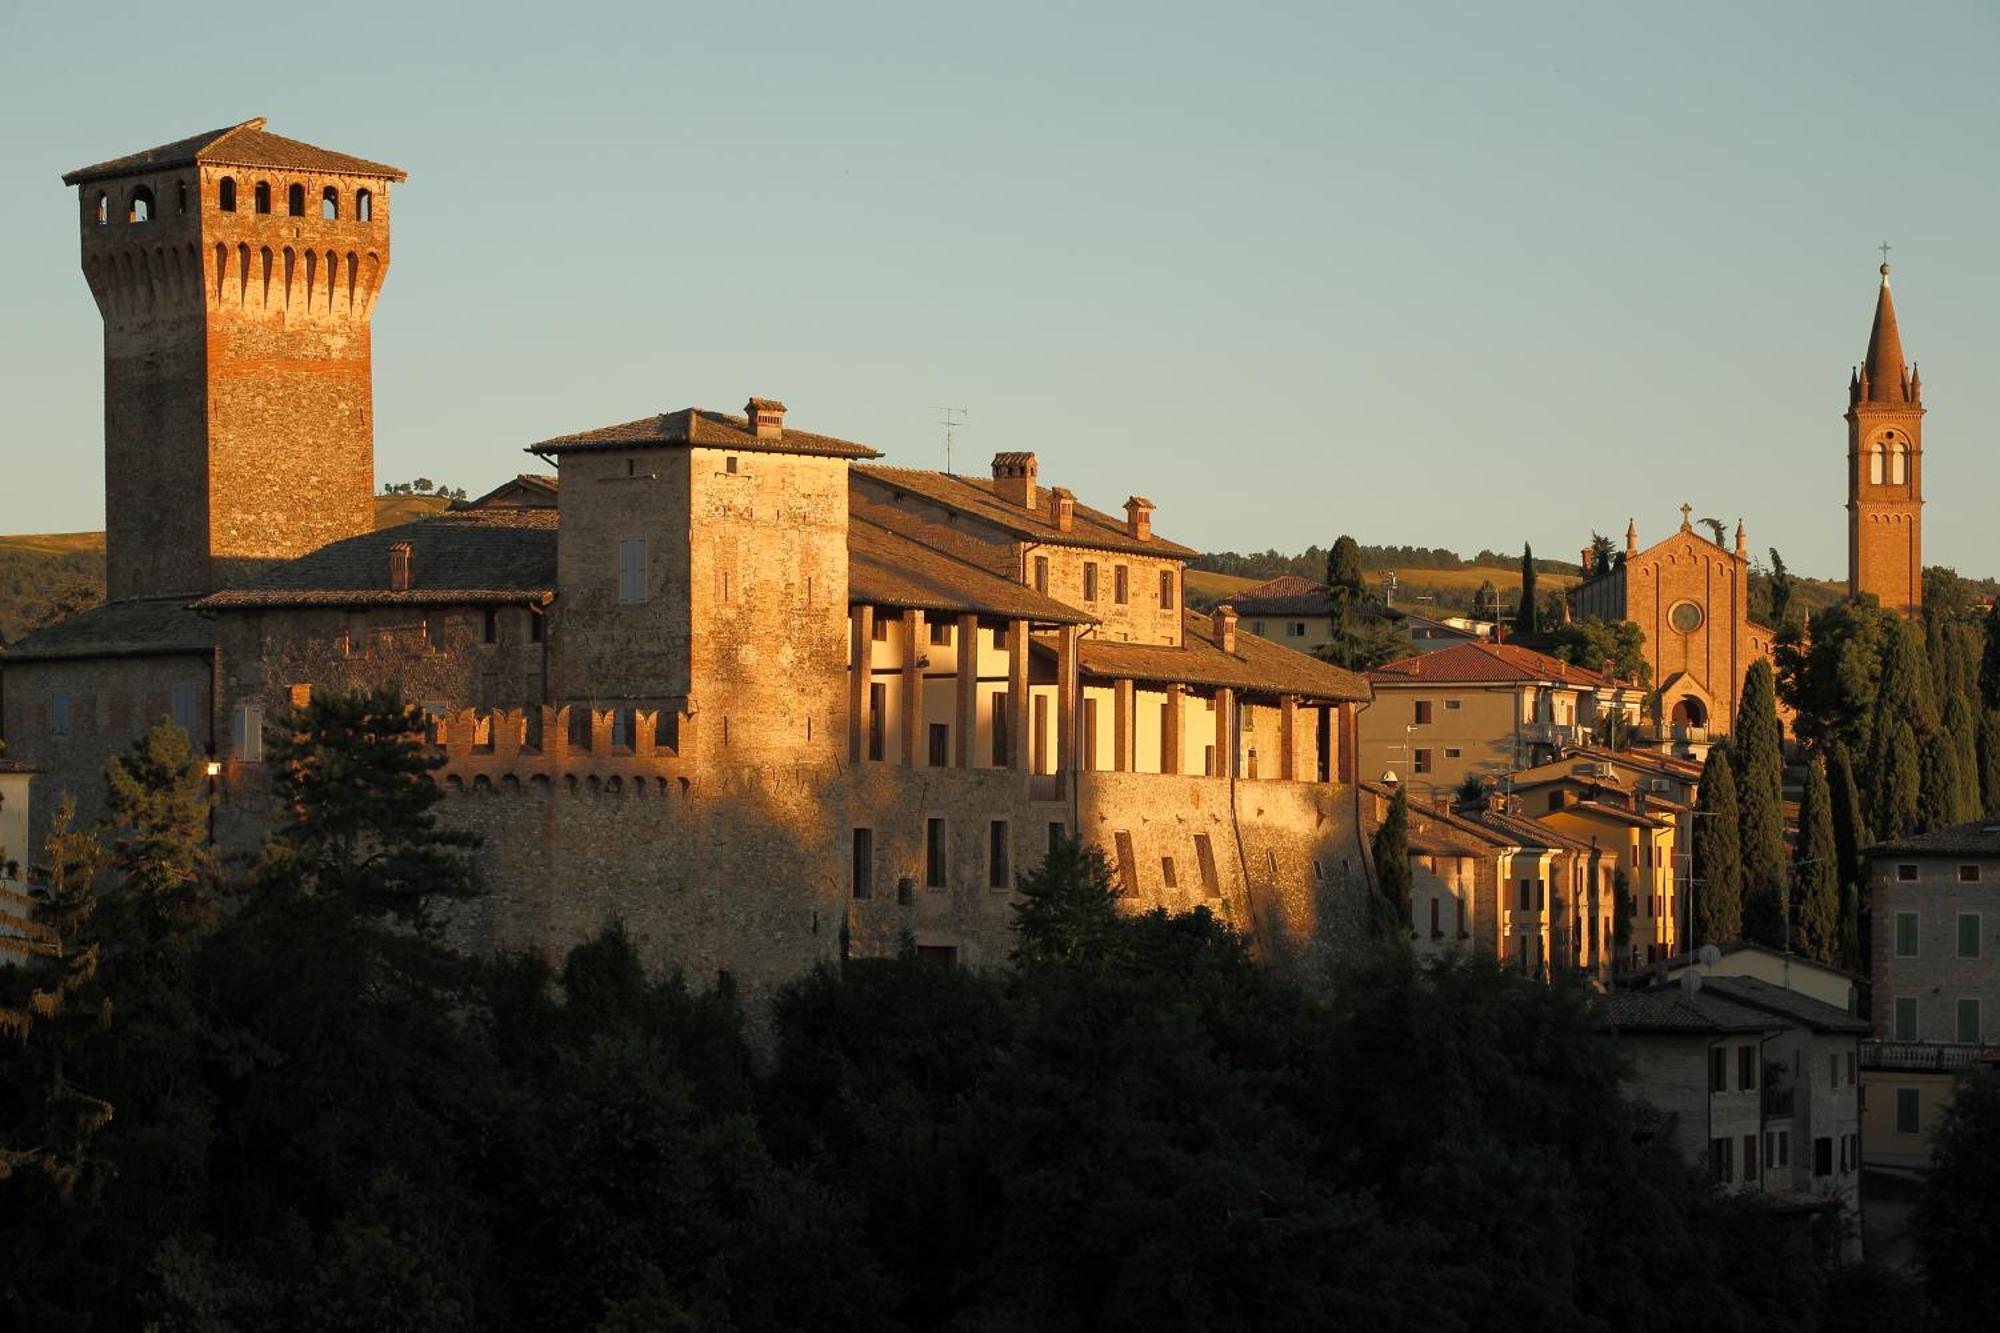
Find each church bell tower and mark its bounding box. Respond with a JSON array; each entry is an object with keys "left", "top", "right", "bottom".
[
  {"left": 62, "top": 118, "right": 405, "bottom": 601},
  {"left": 1845, "top": 261, "right": 1924, "bottom": 617}
]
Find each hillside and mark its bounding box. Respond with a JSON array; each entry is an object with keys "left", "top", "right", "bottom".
[
  {"left": 1185, "top": 562, "right": 1578, "bottom": 615},
  {"left": 0, "top": 495, "right": 452, "bottom": 645}
]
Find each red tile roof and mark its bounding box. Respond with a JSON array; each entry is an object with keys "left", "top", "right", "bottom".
[
  {"left": 1079, "top": 612, "right": 1369, "bottom": 702},
  {"left": 1369, "top": 641, "right": 1619, "bottom": 688},
  {"left": 63, "top": 117, "right": 405, "bottom": 185},
  {"left": 530, "top": 407, "right": 881, "bottom": 460},
  {"left": 854, "top": 465, "right": 1197, "bottom": 559},
  {"left": 1237, "top": 574, "right": 1322, "bottom": 601}
]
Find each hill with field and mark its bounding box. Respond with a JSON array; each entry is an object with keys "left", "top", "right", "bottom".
[{"left": 0, "top": 494, "right": 452, "bottom": 645}]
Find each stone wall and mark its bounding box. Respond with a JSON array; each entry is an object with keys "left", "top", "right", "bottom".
[{"left": 1869, "top": 853, "right": 2000, "bottom": 1041}]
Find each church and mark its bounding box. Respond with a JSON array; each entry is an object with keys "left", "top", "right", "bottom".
[{"left": 1570, "top": 262, "right": 1928, "bottom": 744}]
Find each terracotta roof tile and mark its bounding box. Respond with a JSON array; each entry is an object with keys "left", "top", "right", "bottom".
[
  {"left": 193, "top": 510, "right": 558, "bottom": 610},
  {"left": 854, "top": 465, "right": 1197, "bottom": 559},
  {"left": 1078, "top": 611, "right": 1369, "bottom": 702},
  {"left": 530, "top": 407, "right": 880, "bottom": 460},
  {"left": 63, "top": 117, "right": 406, "bottom": 185},
  {"left": 1237, "top": 574, "right": 1322, "bottom": 601},
  {"left": 1370, "top": 641, "right": 1621, "bottom": 688},
  {"left": 849, "top": 518, "right": 1092, "bottom": 624}
]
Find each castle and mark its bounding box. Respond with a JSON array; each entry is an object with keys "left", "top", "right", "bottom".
[{"left": 3, "top": 120, "right": 1378, "bottom": 1003}]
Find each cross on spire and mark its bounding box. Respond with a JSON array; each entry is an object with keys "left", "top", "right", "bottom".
[
  {"left": 1679, "top": 502, "right": 1693, "bottom": 530},
  {"left": 1878, "top": 240, "right": 1891, "bottom": 266}
]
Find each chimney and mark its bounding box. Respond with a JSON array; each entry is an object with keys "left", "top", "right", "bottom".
[
  {"left": 388, "top": 541, "right": 413, "bottom": 591},
  {"left": 991, "top": 452, "right": 1038, "bottom": 509},
  {"left": 1214, "top": 603, "right": 1238, "bottom": 653},
  {"left": 1049, "top": 486, "right": 1075, "bottom": 533},
  {"left": 1124, "top": 495, "right": 1155, "bottom": 542},
  {"left": 1580, "top": 547, "right": 1594, "bottom": 574},
  {"left": 745, "top": 397, "right": 786, "bottom": 439}
]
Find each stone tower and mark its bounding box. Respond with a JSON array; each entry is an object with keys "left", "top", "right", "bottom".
[
  {"left": 62, "top": 119, "right": 405, "bottom": 601},
  {"left": 1846, "top": 263, "right": 1924, "bottom": 617}
]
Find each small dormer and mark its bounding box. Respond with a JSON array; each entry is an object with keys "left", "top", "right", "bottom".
[
  {"left": 745, "top": 397, "right": 786, "bottom": 439},
  {"left": 1125, "top": 495, "right": 1154, "bottom": 542},
  {"left": 1049, "top": 486, "right": 1075, "bottom": 533},
  {"left": 992, "top": 452, "right": 1038, "bottom": 509}
]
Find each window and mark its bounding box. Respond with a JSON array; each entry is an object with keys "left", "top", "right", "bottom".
[
  {"left": 1444, "top": 698, "right": 1462, "bottom": 711},
  {"left": 991, "top": 692, "right": 1010, "bottom": 766},
  {"left": 170, "top": 684, "right": 201, "bottom": 733},
  {"left": 1894, "top": 911, "right": 1919, "bottom": 957},
  {"left": 255, "top": 181, "right": 272, "bottom": 213},
  {"left": 925, "top": 818, "right": 946, "bottom": 889},
  {"left": 1193, "top": 833, "right": 1220, "bottom": 897},
  {"left": 232, "top": 703, "right": 264, "bottom": 761},
  {"left": 356, "top": 188, "right": 373, "bottom": 222},
  {"left": 1288, "top": 622, "right": 1305, "bottom": 637},
  {"left": 1113, "top": 831, "right": 1138, "bottom": 896},
  {"left": 1034, "top": 556, "right": 1049, "bottom": 593},
  {"left": 1895, "top": 1087, "right": 1920, "bottom": 1135},
  {"left": 567, "top": 708, "right": 592, "bottom": 751},
  {"left": 1738, "top": 1046, "right": 1758, "bottom": 1091},
  {"left": 1413, "top": 748, "right": 1432, "bottom": 774},
  {"left": 1813, "top": 1137, "right": 1833, "bottom": 1177},
  {"left": 1896, "top": 863, "right": 1917, "bottom": 882},
  {"left": 929, "top": 620, "right": 952, "bottom": 646},
  {"left": 1959, "top": 864, "right": 1982, "bottom": 883},
  {"left": 1114, "top": 565, "right": 1129, "bottom": 605},
  {"left": 1518, "top": 879, "right": 1532, "bottom": 912},
  {"left": 482, "top": 609, "right": 499, "bottom": 644},
  {"left": 1710, "top": 1137, "right": 1732, "bottom": 1184},
  {"left": 49, "top": 690, "right": 74, "bottom": 737},
  {"left": 1159, "top": 569, "right": 1175, "bottom": 610},
  {"left": 1161, "top": 856, "right": 1178, "bottom": 889},
  {"left": 989, "top": 821, "right": 1010, "bottom": 889},
  {"left": 724, "top": 455, "right": 739, "bottom": 474},
  {"left": 992, "top": 623, "right": 1009, "bottom": 651},
  {"left": 1957, "top": 998, "right": 1981, "bottom": 1045},
  {"left": 653, "top": 710, "right": 679, "bottom": 752},
  {"left": 1709, "top": 1046, "right": 1728, "bottom": 1093},
  {"left": 1414, "top": 700, "right": 1433, "bottom": 725},
  {"left": 1959, "top": 913, "right": 1981, "bottom": 959},
  {"left": 128, "top": 186, "right": 154, "bottom": 222},
  {"left": 1893, "top": 996, "right": 1918, "bottom": 1042},
  {"left": 867, "top": 684, "right": 886, "bottom": 761},
  {"left": 1444, "top": 747, "right": 1462, "bottom": 759},
  {"left": 618, "top": 535, "right": 648, "bottom": 604},
  {"left": 1082, "top": 698, "right": 1099, "bottom": 771},
  {"left": 287, "top": 183, "right": 305, "bottom": 216},
  {"left": 1743, "top": 1134, "right": 1758, "bottom": 1183},
  {"left": 928, "top": 723, "right": 950, "bottom": 768},
  {"left": 218, "top": 177, "right": 237, "bottom": 211},
  {"left": 1766, "top": 1129, "right": 1790, "bottom": 1170},
  {"left": 1083, "top": 562, "right": 1099, "bottom": 602}
]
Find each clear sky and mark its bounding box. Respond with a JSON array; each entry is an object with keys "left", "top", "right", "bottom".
[{"left": 2, "top": 1, "right": 1994, "bottom": 579}]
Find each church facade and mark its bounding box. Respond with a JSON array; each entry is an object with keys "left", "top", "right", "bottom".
[{"left": 2, "top": 120, "right": 1378, "bottom": 1006}]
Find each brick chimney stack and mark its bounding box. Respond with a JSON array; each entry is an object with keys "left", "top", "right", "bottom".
[
  {"left": 992, "top": 452, "right": 1038, "bottom": 509},
  {"left": 1580, "top": 547, "right": 1594, "bottom": 574},
  {"left": 1050, "top": 486, "right": 1075, "bottom": 533},
  {"left": 1215, "top": 604, "right": 1238, "bottom": 653},
  {"left": 1125, "top": 496, "right": 1154, "bottom": 542},
  {"left": 745, "top": 397, "right": 786, "bottom": 439}
]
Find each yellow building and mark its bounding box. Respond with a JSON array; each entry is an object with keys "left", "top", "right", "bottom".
[{"left": 1539, "top": 798, "right": 1678, "bottom": 970}]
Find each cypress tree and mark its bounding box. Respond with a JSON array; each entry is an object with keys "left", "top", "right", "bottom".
[
  {"left": 1874, "top": 620, "right": 1940, "bottom": 752},
  {"left": 1515, "top": 544, "right": 1538, "bottom": 636},
  {"left": 1942, "top": 690, "right": 1982, "bottom": 821},
  {"left": 1733, "top": 660, "right": 1788, "bottom": 947},
  {"left": 1982, "top": 709, "right": 2000, "bottom": 819},
  {"left": 1826, "top": 741, "right": 1871, "bottom": 899},
  {"left": 1692, "top": 749, "right": 1743, "bottom": 946},
  {"left": 1982, "top": 598, "right": 2000, "bottom": 710},
  {"left": 1871, "top": 717, "right": 1922, "bottom": 842},
  {"left": 1371, "top": 786, "right": 1413, "bottom": 938},
  {"left": 1919, "top": 727, "right": 1968, "bottom": 834},
  {"left": 1794, "top": 758, "right": 1841, "bottom": 963},
  {"left": 1926, "top": 613, "right": 1952, "bottom": 721}
]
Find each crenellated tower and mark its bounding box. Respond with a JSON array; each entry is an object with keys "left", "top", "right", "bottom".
[
  {"left": 1845, "top": 262, "right": 1924, "bottom": 617},
  {"left": 62, "top": 118, "right": 405, "bottom": 600}
]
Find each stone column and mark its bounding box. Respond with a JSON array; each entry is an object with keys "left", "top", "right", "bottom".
[
  {"left": 849, "top": 605, "right": 873, "bottom": 763},
  {"left": 1216, "top": 687, "right": 1236, "bottom": 780},
  {"left": 902, "top": 608, "right": 924, "bottom": 766},
  {"left": 1007, "top": 619, "right": 1029, "bottom": 770},
  {"left": 1162, "top": 683, "right": 1183, "bottom": 776},
  {"left": 1279, "top": 694, "right": 1298, "bottom": 781},
  {"left": 955, "top": 613, "right": 978, "bottom": 768},
  {"left": 1114, "top": 678, "right": 1134, "bottom": 773}
]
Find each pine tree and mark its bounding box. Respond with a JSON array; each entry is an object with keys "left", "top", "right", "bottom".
[
  {"left": 1733, "top": 660, "right": 1788, "bottom": 948},
  {"left": 1371, "top": 786, "right": 1413, "bottom": 939},
  {"left": 1692, "top": 749, "right": 1743, "bottom": 946},
  {"left": 1514, "top": 545, "right": 1538, "bottom": 636},
  {"left": 1794, "top": 758, "right": 1841, "bottom": 963},
  {"left": 1871, "top": 717, "right": 1922, "bottom": 841},
  {"left": 1010, "top": 834, "right": 1124, "bottom": 966},
  {"left": 1919, "top": 728, "right": 1968, "bottom": 834},
  {"left": 101, "top": 718, "right": 219, "bottom": 952},
  {"left": 1982, "top": 709, "right": 2000, "bottom": 820}
]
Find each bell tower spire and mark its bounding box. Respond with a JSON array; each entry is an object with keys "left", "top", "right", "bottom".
[{"left": 1846, "top": 260, "right": 1924, "bottom": 617}]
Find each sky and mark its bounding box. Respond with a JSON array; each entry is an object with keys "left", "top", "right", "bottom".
[{"left": 2, "top": 0, "right": 1995, "bottom": 580}]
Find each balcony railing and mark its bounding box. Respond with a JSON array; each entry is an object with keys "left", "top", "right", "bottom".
[
  {"left": 1761, "top": 1086, "right": 1796, "bottom": 1118},
  {"left": 1861, "top": 1041, "right": 1998, "bottom": 1072},
  {"left": 1524, "top": 722, "right": 1590, "bottom": 748}
]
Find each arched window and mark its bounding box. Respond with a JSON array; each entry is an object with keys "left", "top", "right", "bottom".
[
  {"left": 287, "top": 184, "right": 305, "bottom": 216},
  {"left": 1891, "top": 443, "right": 1908, "bottom": 485},
  {"left": 355, "top": 188, "right": 373, "bottom": 222},
  {"left": 95, "top": 192, "right": 109, "bottom": 225},
  {"left": 254, "top": 181, "right": 272, "bottom": 214},
  {"left": 128, "top": 185, "right": 155, "bottom": 223},
  {"left": 218, "top": 177, "right": 237, "bottom": 212},
  {"left": 1868, "top": 443, "right": 1884, "bottom": 485},
  {"left": 321, "top": 186, "right": 339, "bottom": 220}
]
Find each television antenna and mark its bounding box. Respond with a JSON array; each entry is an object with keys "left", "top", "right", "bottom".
[{"left": 934, "top": 406, "right": 968, "bottom": 474}]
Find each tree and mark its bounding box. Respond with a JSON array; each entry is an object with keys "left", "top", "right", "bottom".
[
  {"left": 1940, "top": 690, "right": 1982, "bottom": 822},
  {"left": 1875, "top": 619, "right": 1940, "bottom": 744},
  {"left": 1914, "top": 1064, "right": 2000, "bottom": 1330},
  {"left": 1776, "top": 599, "right": 1895, "bottom": 753},
  {"left": 1793, "top": 758, "right": 1840, "bottom": 963},
  {"left": 1472, "top": 578, "right": 1500, "bottom": 622},
  {"left": 1315, "top": 613, "right": 1409, "bottom": 672},
  {"left": 1981, "top": 710, "right": 2000, "bottom": 819},
  {"left": 1324, "top": 536, "right": 1366, "bottom": 642},
  {"left": 1917, "top": 728, "right": 1967, "bottom": 835},
  {"left": 1544, "top": 617, "right": 1649, "bottom": 686},
  {"left": 1697, "top": 516, "right": 1727, "bottom": 547},
  {"left": 1766, "top": 548, "right": 1797, "bottom": 629},
  {"left": 1010, "top": 835, "right": 1124, "bottom": 967},
  {"left": 1870, "top": 717, "right": 1922, "bottom": 842},
  {"left": 1733, "top": 661, "right": 1788, "bottom": 947},
  {"left": 256, "top": 685, "right": 478, "bottom": 928},
  {"left": 1982, "top": 599, "right": 2000, "bottom": 710},
  {"left": 1371, "top": 786, "right": 1413, "bottom": 938},
  {"left": 1692, "top": 750, "right": 1743, "bottom": 946},
  {"left": 101, "top": 719, "right": 219, "bottom": 952},
  {"left": 1587, "top": 532, "right": 1617, "bottom": 577},
  {"left": 1514, "top": 544, "right": 1538, "bottom": 635}
]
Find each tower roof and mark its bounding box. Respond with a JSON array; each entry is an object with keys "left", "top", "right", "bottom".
[
  {"left": 1861, "top": 265, "right": 1910, "bottom": 404},
  {"left": 61, "top": 117, "right": 406, "bottom": 186}
]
